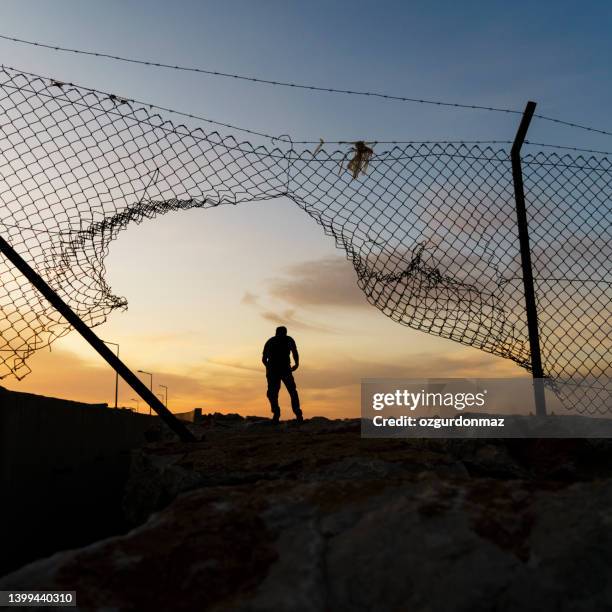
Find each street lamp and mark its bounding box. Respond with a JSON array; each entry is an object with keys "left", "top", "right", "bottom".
[
  {"left": 159, "top": 384, "right": 168, "bottom": 409},
  {"left": 131, "top": 397, "right": 140, "bottom": 412},
  {"left": 102, "top": 340, "right": 119, "bottom": 409},
  {"left": 137, "top": 370, "right": 153, "bottom": 414}
]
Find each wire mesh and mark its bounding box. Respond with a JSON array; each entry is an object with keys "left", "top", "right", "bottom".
[{"left": 0, "top": 67, "right": 609, "bottom": 413}]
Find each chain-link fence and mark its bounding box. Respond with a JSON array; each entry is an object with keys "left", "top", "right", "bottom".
[{"left": 0, "top": 67, "right": 609, "bottom": 413}]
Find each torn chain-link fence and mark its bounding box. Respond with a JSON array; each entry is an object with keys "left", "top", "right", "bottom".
[{"left": 0, "top": 67, "right": 609, "bottom": 413}]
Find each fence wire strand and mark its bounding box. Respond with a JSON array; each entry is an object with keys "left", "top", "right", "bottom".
[{"left": 0, "top": 67, "right": 609, "bottom": 413}]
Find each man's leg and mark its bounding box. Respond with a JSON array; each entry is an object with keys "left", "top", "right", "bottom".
[
  {"left": 282, "top": 372, "right": 303, "bottom": 421},
  {"left": 266, "top": 370, "right": 281, "bottom": 421}
]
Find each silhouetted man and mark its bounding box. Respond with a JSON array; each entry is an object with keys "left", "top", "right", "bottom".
[{"left": 262, "top": 326, "right": 303, "bottom": 423}]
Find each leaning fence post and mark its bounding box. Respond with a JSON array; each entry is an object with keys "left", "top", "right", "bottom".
[
  {"left": 0, "top": 233, "right": 197, "bottom": 442},
  {"left": 510, "top": 101, "right": 547, "bottom": 416}
]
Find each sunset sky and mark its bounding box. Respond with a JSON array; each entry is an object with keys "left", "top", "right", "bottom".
[{"left": 1, "top": 1, "right": 610, "bottom": 416}]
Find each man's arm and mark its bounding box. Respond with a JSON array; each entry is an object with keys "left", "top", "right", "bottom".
[
  {"left": 290, "top": 338, "right": 299, "bottom": 371},
  {"left": 262, "top": 340, "right": 270, "bottom": 366}
]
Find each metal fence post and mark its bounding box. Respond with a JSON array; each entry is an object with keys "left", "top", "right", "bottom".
[
  {"left": 511, "top": 101, "right": 547, "bottom": 416},
  {"left": 0, "top": 234, "right": 197, "bottom": 441}
]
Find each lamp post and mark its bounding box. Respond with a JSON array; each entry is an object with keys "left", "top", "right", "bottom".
[
  {"left": 130, "top": 397, "right": 140, "bottom": 412},
  {"left": 137, "top": 370, "right": 153, "bottom": 414},
  {"left": 159, "top": 384, "right": 168, "bottom": 409},
  {"left": 102, "top": 340, "right": 119, "bottom": 409}
]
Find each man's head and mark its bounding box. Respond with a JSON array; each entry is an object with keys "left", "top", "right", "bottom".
[{"left": 275, "top": 326, "right": 287, "bottom": 337}]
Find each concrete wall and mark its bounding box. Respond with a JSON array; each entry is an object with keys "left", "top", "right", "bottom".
[{"left": 0, "top": 386, "right": 158, "bottom": 576}]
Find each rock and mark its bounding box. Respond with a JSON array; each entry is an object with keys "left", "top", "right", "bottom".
[
  {"left": 5, "top": 417, "right": 612, "bottom": 610},
  {"left": 120, "top": 420, "right": 462, "bottom": 523},
  {"left": 1, "top": 486, "right": 278, "bottom": 611},
  {"left": 5, "top": 476, "right": 612, "bottom": 611}
]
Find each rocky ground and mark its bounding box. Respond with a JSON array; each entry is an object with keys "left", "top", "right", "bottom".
[{"left": 3, "top": 414, "right": 612, "bottom": 611}]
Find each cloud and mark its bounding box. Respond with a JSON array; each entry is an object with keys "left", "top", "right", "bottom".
[
  {"left": 267, "top": 256, "right": 369, "bottom": 309},
  {"left": 2, "top": 348, "right": 134, "bottom": 407},
  {"left": 126, "top": 331, "right": 206, "bottom": 344},
  {"left": 297, "top": 350, "right": 526, "bottom": 391},
  {"left": 241, "top": 257, "right": 365, "bottom": 334},
  {"left": 206, "top": 358, "right": 262, "bottom": 373},
  {"left": 260, "top": 308, "right": 337, "bottom": 333},
  {"left": 240, "top": 291, "right": 259, "bottom": 306},
  {"left": 2, "top": 347, "right": 214, "bottom": 412},
  {"left": 2, "top": 341, "right": 528, "bottom": 421}
]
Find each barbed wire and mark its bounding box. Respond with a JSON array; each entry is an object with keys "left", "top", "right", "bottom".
[
  {"left": 1, "top": 71, "right": 516, "bottom": 168},
  {"left": 524, "top": 141, "right": 612, "bottom": 156},
  {"left": 0, "top": 64, "right": 519, "bottom": 149},
  {"left": 0, "top": 63, "right": 301, "bottom": 143},
  {"left": 3, "top": 32, "right": 612, "bottom": 140},
  {"left": 0, "top": 33, "right": 523, "bottom": 115},
  {"left": 533, "top": 114, "right": 612, "bottom": 138},
  {"left": 4, "top": 64, "right": 607, "bottom": 165}
]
